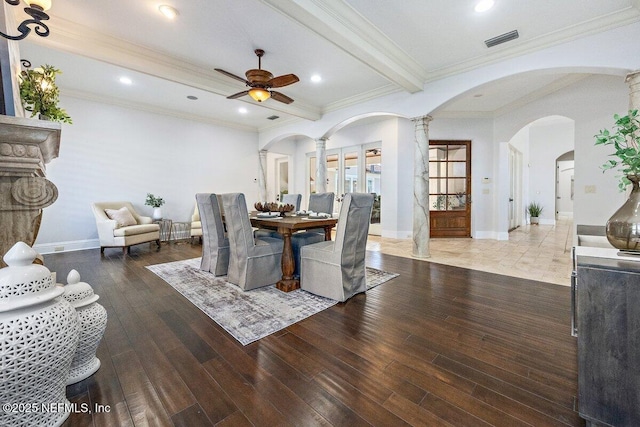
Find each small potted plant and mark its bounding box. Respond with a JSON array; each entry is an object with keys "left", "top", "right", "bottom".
[
  {"left": 527, "top": 202, "right": 543, "bottom": 225},
  {"left": 145, "top": 193, "right": 165, "bottom": 220},
  {"left": 18, "top": 63, "right": 72, "bottom": 124}
]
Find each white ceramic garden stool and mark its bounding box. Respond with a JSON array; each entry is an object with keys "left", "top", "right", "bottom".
[
  {"left": 0, "top": 242, "right": 80, "bottom": 427},
  {"left": 63, "top": 269, "right": 107, "bottom": 385}
]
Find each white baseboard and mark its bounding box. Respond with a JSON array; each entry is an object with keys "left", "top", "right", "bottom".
[
  {"left": 34, "top": 239, "right": 99, "bottom": 255},
  {"left": 473, "top": 231, "right": 497, "bottom": 239},
  {"left": 381, "top": 230, "right": 412, "bottom": 239}
]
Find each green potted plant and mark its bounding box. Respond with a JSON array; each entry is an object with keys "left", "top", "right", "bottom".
[
  {"left": 145, "top": 193, "right": 165, "bottom": 220},
  {"left": 527, "top": 202, "right": 543, "bottom": 225},
  {"left": 595, "top": 109, "right": 640, "bottom": 250},
  {"left": 18, "top": 64, "right": 72, "bottom": 124}
]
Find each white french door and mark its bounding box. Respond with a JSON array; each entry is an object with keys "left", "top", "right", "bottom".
[{"left": 307, "top": 143, "right": 382, "bottom": 234}]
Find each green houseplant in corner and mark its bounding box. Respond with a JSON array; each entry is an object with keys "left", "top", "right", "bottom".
[
  {"left": 18, "top": 64, "right": 72, "bottom": 124},
  {"left": 595, "top": 109, "right": 640, "bottom": 250},
  {"left": 527, "top": 202, "right": 543, "bottom": 225},
  {"left": 145, "top": 193, "right": 165, "bottom": 220}
]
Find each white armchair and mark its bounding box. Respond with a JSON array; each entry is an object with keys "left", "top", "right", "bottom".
[
  {"left": 91, "top": 201, "right": 160, "bottom": 254},
  {"left": 190, "top": 204, "right": 202, "bottom": 242}
]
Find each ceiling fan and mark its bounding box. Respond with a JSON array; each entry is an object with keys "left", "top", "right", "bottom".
[{"left": 215, "top": 49, "right": 299, "bottom": 104}]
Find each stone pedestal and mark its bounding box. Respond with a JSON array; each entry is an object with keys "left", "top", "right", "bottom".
[{"left": 0, "top": 115, "right": 61, "bottom": 266}]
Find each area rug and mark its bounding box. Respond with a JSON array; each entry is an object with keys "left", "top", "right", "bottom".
[{"left": 146, "top": 258, "right": 398, "bottom": 345}]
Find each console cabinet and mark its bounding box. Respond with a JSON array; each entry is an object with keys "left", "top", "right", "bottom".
[{"left": 575, "top": 254, "right": 640, "bottom": 426}]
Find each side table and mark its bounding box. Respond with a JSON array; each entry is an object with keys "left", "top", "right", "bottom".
[
  {"left": 171, "top": 221, "right": 191, "bottom": 243},
  {"left": 153, "top": 219, "right": 172, "bottom": 243}
]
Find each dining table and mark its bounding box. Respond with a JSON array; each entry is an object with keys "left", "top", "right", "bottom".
[{"left": 250, "top": 213, "right": 338, "bottom": 292}]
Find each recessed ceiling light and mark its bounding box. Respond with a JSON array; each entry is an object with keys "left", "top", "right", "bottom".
[
  {"left": 310, "top": 74, "right": 322, "bottom": 83},
  {"left": 119, "top": 77, "right": 132, "bottom": 85},
  {"left": 158, "top": 5, "right": 179, "bottom": 20},
  {"left": 186, "top": 95, "right": 198, "bottom": 100},
  {"left": 238, "top": 107, "right": 248, "bottom": 114},
  {"left": 474, "top": 0, "right": 494, "bottom": 13},
  {"left": 473, "top": 93, "right": 483, "bottom": 98}
]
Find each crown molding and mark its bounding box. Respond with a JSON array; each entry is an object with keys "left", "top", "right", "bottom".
[
  {"left": 322, "top": 84, "right": 401, "bottom": 114},
  {"left": 63, "top": 89, "right": 259, "bottom": 132},
  {"left": 33, "top": 19, "right": 322, "bottom": 122},
  {"left": 260, "top": 0, "right": 426, "bottom": 93},
  {"left": 425, "top": 6, "right": 640, "bottom": 82}
]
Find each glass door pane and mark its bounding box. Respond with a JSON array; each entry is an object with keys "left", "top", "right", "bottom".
[
  {"left": 366, "top": 148, "right": 381, "bottom": 226},
  {"left": 308, "top": 156, "right": 316, "bottom": 195}
]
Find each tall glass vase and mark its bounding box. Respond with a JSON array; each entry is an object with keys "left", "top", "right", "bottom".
[{"left": 606, "top": 175, "right": 640, "bottom": 251}]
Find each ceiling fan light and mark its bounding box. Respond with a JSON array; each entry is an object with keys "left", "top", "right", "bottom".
[
  {"left": 24, "top": 0, "right": 52, "bottom": 11},
  {"left": 249, "top": 88, "right": 270, "bottom": 102},
  {"left": 158, "top": 5, "right": 179, "bottom": 20}
]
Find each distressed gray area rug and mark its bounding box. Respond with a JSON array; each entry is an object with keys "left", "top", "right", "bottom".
[{"left": 147, "top": 258, "right": 398, "bottom": 345}]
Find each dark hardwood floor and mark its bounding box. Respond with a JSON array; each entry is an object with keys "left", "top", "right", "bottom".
[{"left": 46, "top": 242, "right": 583, "bottom": 426}]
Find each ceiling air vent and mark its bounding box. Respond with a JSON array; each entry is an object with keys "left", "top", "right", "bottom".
[
  {"left": 267, "top": 115, "right": 280, "bottom": 120},
  {"left": 485, "top": 30, "right": 519, "bottom": 48}
]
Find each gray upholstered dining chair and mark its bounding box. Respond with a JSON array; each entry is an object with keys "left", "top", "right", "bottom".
[
  {"left": 300, "top": 193, "right": 374, "bottom": 302},
  {"left": 254, "top": 193, "right": 302, "bottom": 240},
  {"left": 196, "top": 193, "right": 230, "bottom": 276},
  {"left": 221, "top": 193, "right": 284, "bottom": 290},
  {"left": 282, "top": 193, "right": 302, "bottom": 211},
  {"left": 289, "top": 192, "right": 336, "bottom": 275}
]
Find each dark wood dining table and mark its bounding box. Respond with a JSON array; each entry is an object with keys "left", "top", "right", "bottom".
[{"left": 250, "top": 214, "right": 338, "bottom": 292}]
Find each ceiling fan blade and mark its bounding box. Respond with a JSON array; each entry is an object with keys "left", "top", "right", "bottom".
[
  {"left": 227, "top": 90, "right": 250, "bottom": 100},
  {"left": 215, "top": 68, "right": 250, "bottom": 85},
  {"left": 269, "top": 74, "right": 299, "bottom": 88},
  {"left": 270, "top": 91, "right": 294, "bottom": 104}
]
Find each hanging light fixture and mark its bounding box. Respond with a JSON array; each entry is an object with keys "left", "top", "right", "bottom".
[
  {"left": 248, "top": 88, "right": 270, "bottom": 102},
  {"left": 0, "top": 0, "right": 52, "bottom": 41}
]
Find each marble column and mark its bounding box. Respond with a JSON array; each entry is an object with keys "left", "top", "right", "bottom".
[
  {"left": 257, "top": 149, "right": 268, "bottom": 202},
  {"left": 315, "top": 138, "right": 327, "bottom": 194},
  {"left": 627, "top": 70, "right": 640, "bottom": 112},
  {"left": 0, "top": 116, "right": 61, "bottom": 267},
  {"left": 411, "top": 115, "right": 432, "bottom": 258}
]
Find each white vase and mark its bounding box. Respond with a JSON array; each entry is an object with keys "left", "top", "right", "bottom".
[
  {"left": 0, "top": 242, "right": 80, "bottom": 427},
  {"left": 152, "top": 207, "right": 162, "bottom": 220},
  {"left": 63, "top": 270, "right": 107, "bottom": 385}
]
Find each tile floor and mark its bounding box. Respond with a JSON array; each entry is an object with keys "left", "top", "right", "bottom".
[{"left": 367, "top": 217, "right": 574, "bottom": 286}]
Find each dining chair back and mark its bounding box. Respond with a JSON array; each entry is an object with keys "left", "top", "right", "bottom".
[
  {"left": 281, "top": 193, "right": 302, "bottom": 211},
  {"left": 308, "top": 192, "right": 334, "bottom": 214},
  {"left": 221, "top": 193, "right": 284, "bottom": 290},
  {"left": 196, "top": 193, "right": 229, "bottom": 276},
  {"left": 300, "top": 193, "right": 374, "bottom": 301}
]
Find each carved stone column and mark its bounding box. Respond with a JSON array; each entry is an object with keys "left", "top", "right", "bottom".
[
  {"left": 0, "top": 116, "right": 61, "bottom": 266},
  {"left": 257, "top": 149, "right": 268, "bottom": 202},
  {"left": 627, "top": 70, "right": 640, "bottom": 112},
  {"left": 315, "top": 137, "right": 327, "bottom": 193},
  {"left": 411, "top": 115, "right": 432, "bottom": 258}
]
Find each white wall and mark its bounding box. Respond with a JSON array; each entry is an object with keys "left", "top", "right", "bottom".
[
  {"left": 35, "top": 95, "right": 260, "bottom": 253},
  {"left": 495, "top": 74, "right": 629, "bottom": 232},
  {"left": 528, "top": 117, "right": 575, "bottom": 224}
]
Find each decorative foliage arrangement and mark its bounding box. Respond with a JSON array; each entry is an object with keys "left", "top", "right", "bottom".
[
  {"left": 595, "top": 109, "right": 640, "bottom": 191},
  {"left": 145, "top": 193, "right": 165, "bottom": 208},
  {"left": 527, "top": 202, "right": 543, "bottom": 217},
  {"left": 254, "top": 202, "right": 295, "bottom": 213},
  {"left": 18, "top": 64, "right": 72, "bottom": 124}
]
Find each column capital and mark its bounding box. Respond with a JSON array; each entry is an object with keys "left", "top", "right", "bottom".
[
  {"left": 315, "top": 137, "right": 328, "bottom": 143},
  {"left": 259, "top": 149, "right": 268, "bottom": 155},
  {"left": 411, "top": 115, "right": 433, "bottom": 123},
  {"left": 626, "top": 70, "right": 640, "bottom": 83}
]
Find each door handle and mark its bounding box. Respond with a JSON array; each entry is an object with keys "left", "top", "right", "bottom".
[{"left": 508, "top": 198, "right": 514, "bottom": 202}]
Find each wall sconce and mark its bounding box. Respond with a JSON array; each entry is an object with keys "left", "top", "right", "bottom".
[{"left": 0, "top": 0, "right": 52, "bottom": 41}]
